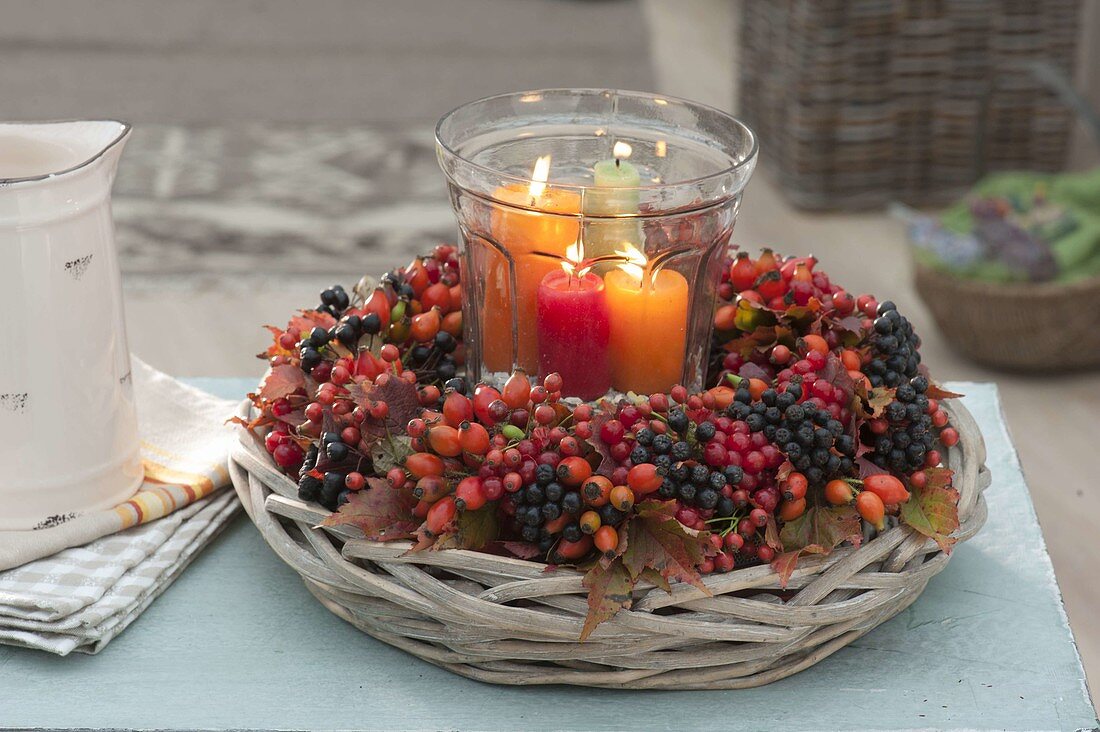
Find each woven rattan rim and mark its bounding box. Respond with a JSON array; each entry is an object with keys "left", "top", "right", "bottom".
[{"left": 229, "top": 398, "right": 988, "bottom": 689}]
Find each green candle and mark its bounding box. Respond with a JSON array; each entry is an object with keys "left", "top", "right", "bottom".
[{"left": 584, "top": 142, "right": 642, "bottom": 258}]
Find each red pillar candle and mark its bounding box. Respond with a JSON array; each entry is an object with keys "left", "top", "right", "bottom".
[{"left": 536, "top": 269, "right": 611, "bottom": 400}]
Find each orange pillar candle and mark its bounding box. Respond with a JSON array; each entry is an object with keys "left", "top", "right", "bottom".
[
  {"left": 604, "top": 264, "right": 689, "bottom": 394},
  {"left": 482, "top": 156, "right": 581, "bottom": 373}
]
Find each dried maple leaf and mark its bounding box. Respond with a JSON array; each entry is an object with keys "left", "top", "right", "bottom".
[
  {"left": 721, "top": 326, "right": 779, "bottom": 359},
  {"left": 351, "top": 376, "right": 419, "bottom": 444},
  {"left": 620, "top": 501, "right": 712, "bottom": 594},
  {"left": 815, "top": 354, "right": 858, "bottom": 403},
  {"left": 856, "top": 456, "right": 890, "bottom": 479},
  {"left": 320, "top": 478, "right": 419, "bottom": 541},
  {"left": 772, "top": 505, "right": 862, "bottom": 587},
  {"left": 580, "top": 558, "right": 633, "bottom": 641},
  {"left": 900, "top": 467, "right": 960, "bottom": 553},
  {"left": 857, "top": 386, "right": 896, "bottom": 419},
  {"left": 432, "top": 507, "right": 499, "bottom": 551},
  {"left": 738, "top": 362, "right": 772, "bottom": 382},
  {"left": 926, "top": 383, "right": 965, "bottom": 400},
  {"left": 369, "top": 434, "right": 413, "bottom": 474},
  {"left": 289, "top": 309, "right": 336, "bottom": 334},
  {"left": 258, "top": 364, "right": 305, "bottom": 402},
  {"left": 498, "top": 541, "right": 541, "bottom": 560}
]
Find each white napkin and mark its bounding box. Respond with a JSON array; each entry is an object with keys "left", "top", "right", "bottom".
[{"left": 0, "top": 357, "right": 241, "bottom": 654}]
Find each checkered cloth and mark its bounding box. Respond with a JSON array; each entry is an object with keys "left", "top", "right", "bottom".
[{"left": 0, "top": 358, "right": 241, "bottom": 655}]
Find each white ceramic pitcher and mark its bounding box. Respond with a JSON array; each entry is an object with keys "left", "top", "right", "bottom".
[{"left": 0, "top": 121, "right": 142, "bottom": 530}]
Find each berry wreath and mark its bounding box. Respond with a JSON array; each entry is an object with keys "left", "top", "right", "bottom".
[{"left": 229, "top": 245, "right": 989, "bottom": 688}]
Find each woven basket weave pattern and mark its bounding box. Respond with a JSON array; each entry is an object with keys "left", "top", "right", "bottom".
[
  {"left": 229, "top": 398, "right": 988, "bottom": 688},
  {"left": 914, "top": 265, "right": 1100, "bottom": 370},
  {"left": 739, "top": 0, "right": 1082, "bottom": 210}
]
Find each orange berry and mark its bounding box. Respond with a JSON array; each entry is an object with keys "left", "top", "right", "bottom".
[
  {"left": 748, "top": 378, "right": 769, "bottom": 401},
  {"left": 420, "top": 282, "right": 452, "bottom": 313},
  {"left": 458, "top": 421, "right": 490, "bottom": 455},
  {"left": 841, "top": 349, "right": 862, "bottom": 371},
  {"left": 554, "top": 535, "right": 593, "bottom": 562},
  {"left": 426, "top": 496, "right": 457, "bottom": 534},
  {"left": 582, "top": 475, "right": 613, "bottom": 507},
  {"left": 454, "top": 476, "right": 486, "bottom": 511},
  {"left": 410, "top": 308, "right": 442, "bottom": 342},
  {"left": 501, "top": 370, "right": 532, "bottom": 409},
  {"left": 782, "top": 472, "right": 808, "bottom": 501},
  {"left": 801, "top": 334, "right": 829, "bottom": 356},
  {"left": 779, "top": 497, "right": 807, "bottom": 522},
  {"left": 427, "top": 425, "right": 462, "bottom": 457},
  {"left": 442, "top": 310, "right": 463, "bottom": 337},
  {"left": 594, "top": 525, "right": 619, "bottom": 555},
  {"left": 856, "top": 491, "right": 886, "bottom": 531},
  {"left": 609, "top": 485, "right": 635, "bottom": 512},
  {"left": 824, "top": 479, "right": 856, "bottom": 506},
  {"left": 714, "top": 304, "right": 737, "bottom": 331},
  {"left": 579, "top": 510, "right": 602, "bottom": 535},
  {"left": 862, "top": 474, "right": 910, "bottom": 504},
  {"left": 556, "top": 456, "right": 592, "bottom": 487},
  {"left": 627, "top": 463, "right": 664, "bottom": 495},
  {"left": 405, "top": 452, "right": 444, "bottom": 479}
]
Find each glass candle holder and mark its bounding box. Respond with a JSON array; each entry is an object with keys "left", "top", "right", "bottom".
[{"left": 436, "top": 89, "right": 757, "bottom": 399}]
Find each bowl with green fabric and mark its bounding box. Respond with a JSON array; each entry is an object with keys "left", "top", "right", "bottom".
[{"left": 900, "top": 168, "right": 1100, "bottom": 371}]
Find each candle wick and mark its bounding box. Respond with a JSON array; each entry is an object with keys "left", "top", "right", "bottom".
[{"left": 615, "top": 158, "right": 621, "bottom": 169}]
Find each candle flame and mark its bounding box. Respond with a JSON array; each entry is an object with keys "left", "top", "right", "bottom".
[
  {"left": 613, "top": 141, "right": 633, "bottom": 160},
  {"left": 528, "top": 155, "right": 551, "bottom": 199},
  {"left": 614, "top": 241, "right": 648, "bottom": 283},
  {"left": 561, "top": 238, "right": 587, "bottom": 277}
]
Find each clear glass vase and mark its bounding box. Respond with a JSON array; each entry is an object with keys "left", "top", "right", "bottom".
[{"left": 436, "top": 89, "right": 757, "bottom": 399}]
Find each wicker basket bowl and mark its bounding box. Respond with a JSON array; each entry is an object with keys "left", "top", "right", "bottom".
[
  {"left": 229, "top": 398, "right": 989, "bottom": 689},
  {"left": 914, "top": 264, "right": 1100, "bottom": 371}
]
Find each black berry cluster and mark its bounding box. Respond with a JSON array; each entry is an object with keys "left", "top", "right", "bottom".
[{"left": 865, "top": 301, "right": 921, "bottom": 388}]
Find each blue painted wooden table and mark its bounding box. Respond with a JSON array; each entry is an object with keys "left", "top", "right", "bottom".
[{"left": 0, "top": 379, "right": 1095, "bottom": 731}]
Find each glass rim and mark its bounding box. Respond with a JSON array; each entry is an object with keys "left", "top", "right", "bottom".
[{"left": 434, "top": 88, "right": 759, "bottom": 197}]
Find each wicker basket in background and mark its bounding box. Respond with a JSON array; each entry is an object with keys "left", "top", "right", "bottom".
[
  {"left": 914, "top": 264, "right": 1100, "bottom": 370},
  {"left": 229, "top": 399, "right": 988, "bottom": 688},
  {"left": 739, "top": 0, "right": 1082, "bottom": 210}
]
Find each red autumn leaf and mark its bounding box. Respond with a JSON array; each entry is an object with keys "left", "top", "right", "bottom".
[
  {"left": 816, "top": 354, "right": 858, "bottom": 403},
  {"left": 856, "top": 456, "right": 890, "bottom": 479},
  {"left": 773, "top": 505, "right": 863, "bottom": 587},
  {"left": 288, "top": 309, "right": 336, "bottom": 335},
  {"left": 350, "top": 376, "right": 420, "bottom": 444},
  {"left": 432, "top": 507, "right": 499, "bottom": 551},
  {"left": 406, "top": 523, "right": 439, "bottom": 553},
  {"left": 764, "top": 516, "right": 783, "bottom": 551},
  {"left": 258, "top": 364, "right": 306, "bottom": 401},
  {"left": 320, "top": 478, "right": 418, "bottom": 541},
  {"left": 831, "top": 315, "right": 865, "bottom": 335},
  {"left": 738, "top": 361, "right": 772, "bottom": 382},
  {"left": 926, "top": 383, "right": 965, "bottom": 400},
  {"left": 771, "top": 550, "right": 801, "bottom": 586},
  {"left": 498, "top": 541, "right": 542, "bottom": 560},
  {"left": 900, "top": 467, "right": 960, "bottom": 553},
  {"left": 620, "top": 501, "right": 712, "bottom": 594},
  {"left": 580, "top": 558, "right": 634, "bottom": 641},
  {"left": 259, "top": 325, "right": 295, "bottom": 360},
  {"left": 780, "top": 299, "right": 823, "bottom": 327},
  {"left": 721, "top": 326, "right": 779, "bottom": 358}
]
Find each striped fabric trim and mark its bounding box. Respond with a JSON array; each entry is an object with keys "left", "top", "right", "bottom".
[{"left": 112, "top": 459, "right": 219, "bottom": 530}]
